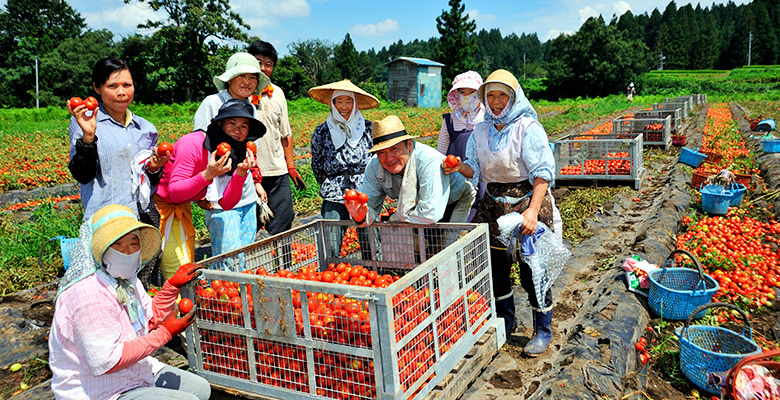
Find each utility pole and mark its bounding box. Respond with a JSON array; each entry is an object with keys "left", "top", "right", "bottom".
[
  {"left": 35, "top": 57, "right": 39, "bottom": 109},
  {"left": 658, "top": 52, "right": 666, "bottom": 71},
  {"left": 748, "top": 32, "right": 753, "bottom": 66}
]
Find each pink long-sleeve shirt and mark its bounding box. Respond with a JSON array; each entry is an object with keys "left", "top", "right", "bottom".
[{"left": 155, "top": 131, "right": 246, "bottom": 210}]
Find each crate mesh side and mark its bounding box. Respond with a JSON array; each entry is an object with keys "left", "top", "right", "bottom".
[
  {"left": 195, "top": 280, "right": 249, "bottom": 328},
  {"left": 199, "top": 329, "right": 250, "bottom": 379},
  {"left": 253, "top": 338, "right": 309, "bottom": 392},
  {"left": 305, "top": 291, "right": 373, "bottom": 349},
  {"left": 397, "top": 324, "right": 435, "bottom": 393},
  {"left": 314, "top": 350, "right": 377, "bottom": 399},
  {"left": 467, "top": 274, "right": 492, "bottom": 328},
  {"left": 463, "top": 233, "right": 489, "bottom": 285},
  {"left": 435, "top": 298, "right": 467, "bottom": 356},
  {"left": 392, "top": 274, "right": 431, "bottom": 343}
]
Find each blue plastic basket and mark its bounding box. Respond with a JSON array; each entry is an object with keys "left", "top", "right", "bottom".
[
  {"left": 700, "top": 184, "right": 732, "bottom": 215},
  {"left": 677, "top": 303, "right": 762, "bottom": 395},
  {"left": 761, "top": 139, "right": 780, "bottom": 153},
  {"left": 729, "top": 183, "right": 747, "bottom": 207},
  {"left": 648, "top": 250, "right": 719, "bottom": 320},
  {"left": 679, "top": 147, "right": 707, "bottom": 167},
  {"left": 39, "top": 235, "right": 79, "bottom": 271}
]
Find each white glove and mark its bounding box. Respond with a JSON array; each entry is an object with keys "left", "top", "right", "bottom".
[{"left": 256, "top": 199, "right": 275, "bottom": 226}]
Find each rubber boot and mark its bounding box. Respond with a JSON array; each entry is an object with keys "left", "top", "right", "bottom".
[
  {"left": 524, "top": 310, "right": 552, "bottom": 356},
  {"left": 495, "top": 296, "right": 517, "bottom": 335}
]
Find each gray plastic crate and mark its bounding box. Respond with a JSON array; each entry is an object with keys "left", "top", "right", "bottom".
[
  {"left": 635, "top": 108, "right": 682, "bottom": 134},
  {"left": 554, "top": 132, "right": 644, "bottom": 189},
  {"left": 653, "top": 102, "right": 688, "bottom": 119},
  {"left": 184, "top": 220, "right": 503, "bottom": 400},
  {"left": 612, "top": 115, "right": 672, "bottom": 149},
  {"left": 663, "top": 96, "right": 695, "bottom": 110}
]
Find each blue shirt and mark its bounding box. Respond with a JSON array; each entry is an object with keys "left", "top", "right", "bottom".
[
  {"left": 68, "top": 106, "right": 158, "bottom": 220},
  {"left": 464, "top": 119, "right": 555, "bottom": 186},
  {"left": 359, "top": 142, "right": 472, "bottom": 225}
]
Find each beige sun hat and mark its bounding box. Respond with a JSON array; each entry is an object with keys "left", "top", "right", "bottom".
[
  {"left": 90, "top": 204, "right": 161, "bottom": 266},
  {"left": 308, "top": 79, "right": 380, "bottom": 110},
  {"left": 213, "top": 53, "right": 271, "bottom": 96},
  {"left": 367, "top": 115, "right": 415, "bottom": 153},
  {"left": 478, "top": 69, "right": 519, "bottom": 101}
]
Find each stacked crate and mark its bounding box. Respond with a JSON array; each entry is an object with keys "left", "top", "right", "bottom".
[
  {"left": 184, "top": 220, "right": 503, "bottom": 400},
  {"left": 553, "top": 132, "right": 644, "bottom": 189},
  {"left": 653, "top": 101, "right": 688, "bottom": 119},
  {"left": 635, "top": 108, "right": 681, "bottom": 135},
  {"left": 612, "top": 115, "right": 672, "bottom": 149}
]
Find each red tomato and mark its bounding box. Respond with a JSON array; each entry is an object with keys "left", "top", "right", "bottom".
[
  {"left": 246, "top": 141, "right": 257, "bottom": 153},
  {"left": 84, "top": 96, "right": 99, "bottom": 111},
  {"left": 157, "top": 142, "right": 173, "bottom": 156},
  {"left": 357, "top": 192, "right": 369, "bottom": 204},
  {"left": 179, "top": 298, "right": 194, "bottom": 313},
  {"left": 344, "top": 189, "right": 358, "bottom": 201},
  {"left": 68, "top": 97, "right": 83, "bottom": 109},
  {"left": 445, "top": 155, "right": 459, "bottom": 168},
  {"left": 216, "top": 142, "right": 231, "bottom": 157}
]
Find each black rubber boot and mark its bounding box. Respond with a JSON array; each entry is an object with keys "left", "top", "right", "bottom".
[{"left": 524, "top": 310, "right": 552, "bottom": 356}]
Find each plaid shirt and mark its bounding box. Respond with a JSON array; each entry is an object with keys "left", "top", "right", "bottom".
[{"left": 49, "top": 274, "right": 164, "bottom": 400}]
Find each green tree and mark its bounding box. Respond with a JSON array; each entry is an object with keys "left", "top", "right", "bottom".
[
  {"left": 289, "top": 39, "right": 337, "bottom": 87},
  {"left": 272, "top": 55, "right": 312, "bottom": 100},
  {"left": 546, "top": 16, "right": 650, "bottom": 98},
  {"left": 750, "top": 2, "right": 779, "bottom": 65},
  {"left": 0, "top": 0, "right": 86, "bottom": 107},
  {"left": 334, "top": 33, "right": 360, "bottom": 81},
  {"left": 435, "top": 0, "right": 478, "bottom": 84},
  {"left": 128, "top": 0, "right": 250, "bottom": 102}
]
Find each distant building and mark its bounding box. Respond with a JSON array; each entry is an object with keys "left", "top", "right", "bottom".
[{"left": 385, "top": 57, "right": 444, "bottom": 108}]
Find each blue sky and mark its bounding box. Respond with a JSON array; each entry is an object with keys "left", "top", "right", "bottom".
[{"left": 25, "top": 0, "right": 753, "bottom": 55}]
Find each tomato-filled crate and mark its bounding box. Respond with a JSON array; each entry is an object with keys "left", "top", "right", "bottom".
[
  {"left": 635, "top": 108, "right": 682, "bottom": 135},
  {"left": 652, "top": 102, "right": 688, "bottom": 119},
  {"left": 553, "top": 132, "right": 644, "bottom": 189},
  {"left": 183, "top": 220, "right": 504, "bottom": 400},
  {"left": 612, "top": 115, "right": 672, "bottom": 149}
]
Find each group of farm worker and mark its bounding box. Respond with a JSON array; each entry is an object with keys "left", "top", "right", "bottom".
[{"left": 50, "top": 38, "right": 561, "bottom": 399}]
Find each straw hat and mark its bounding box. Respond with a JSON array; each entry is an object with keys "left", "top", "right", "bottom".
[
  {"left": 367, "top": 115, "right": 414, "bottom": 153},
  {"left": 90, "top": 204, "right": 161, "bottom": 266},
  {"left": 478, "top": 69, "right": 519, "bottom": 101},
  {"left": 308, "top": 79, "right": 380, "bottom": 110},
  {"left": 213, "top": 53, "right": 271, "bottom": 96}
]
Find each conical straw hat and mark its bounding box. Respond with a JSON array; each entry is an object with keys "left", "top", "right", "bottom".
[{"left": 308, "top": 79, "right": 380, "bottom": 110}]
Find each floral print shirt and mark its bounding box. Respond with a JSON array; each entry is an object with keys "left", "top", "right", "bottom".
[{"left": 310, "top": 121, "right": 373, "bottom": 202}]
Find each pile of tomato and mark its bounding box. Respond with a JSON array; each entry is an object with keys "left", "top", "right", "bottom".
[
  {"left": 189, "top": 260, "right": 490, "bottom": 398},
  {"left": 560, "top": 152, "right": 631, "bottom": 176},
  {"left": 340, "top": 226, "right": 361, "bottom": 257}
]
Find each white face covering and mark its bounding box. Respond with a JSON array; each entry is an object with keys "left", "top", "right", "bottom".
[
  {"left": 103, "top": 246, "right": 142, "bottom": 280},
  {"left": 459, "top": 93, "right": 480, "bottom": 113}
]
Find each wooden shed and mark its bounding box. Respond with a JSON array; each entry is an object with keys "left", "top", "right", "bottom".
[{"left": 385, "top": 57, "right": 444, "bottom": 108}]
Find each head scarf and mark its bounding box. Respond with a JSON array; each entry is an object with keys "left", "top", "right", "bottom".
[
  {"left": 446, "top": 71, "right": 485, "bottom": 130},
  {"left": 326, "top": 90, "right": 367, "bottom": 149},
  {"left": 482, "top": 81, "right": 538, "bottom": 129},
  {"left": 57, "top": 219, "right": 148, "bottom": 333}
]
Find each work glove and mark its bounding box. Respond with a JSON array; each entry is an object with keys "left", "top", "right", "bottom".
[
  {"left": 288, "top": 167, "right": 307, "bottom": 191},
  {"left": 256, "top": 199, "right": 275, "bottom": 226},
  {"left": 161, "top": 307, "right": 196, "bottom": 337},
  {"left": 167, "top": 262, "right": 204, "bottom": 288}
]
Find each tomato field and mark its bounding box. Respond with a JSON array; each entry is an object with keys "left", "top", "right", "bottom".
[{"left": 1, "top": 92, "right": 780, "bottom": 400}]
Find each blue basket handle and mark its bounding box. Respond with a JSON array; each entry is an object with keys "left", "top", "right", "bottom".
[
  {"left": 663, "top": 249, "right": 711, "bottom": 296},
  {"left": 38, "top": 235, "right": 66, "bottom": 274},
  {"left": 682, "top": 302, "right": 753, "bottom": 342}
]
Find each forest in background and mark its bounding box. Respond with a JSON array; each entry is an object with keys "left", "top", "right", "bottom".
[{"left": 0, "top": 0, "right": 777, "bottom": 108}]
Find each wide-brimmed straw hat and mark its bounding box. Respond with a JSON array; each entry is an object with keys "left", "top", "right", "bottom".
[
  {"left": 478, "top": 69, "right": 519, "bottom": 101},
  {"left": 367, "top": 115, "right": 414, "bottom": 153},
  {"left": 90, "top": 204, "right": 161, "bottom": 266},
  {"left": 308, "top": 79, "right": 380, "bottom": 110},
  {"left": 213, "top": 53, "right": 271, "bottom": 96}
]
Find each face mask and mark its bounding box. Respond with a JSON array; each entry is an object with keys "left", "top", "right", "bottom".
[
  {"left": 459, "top": 93, "right": 480, "bottom": 113},
  {"left": 103, "top": 247, "right": 142, "bottom": 280}
]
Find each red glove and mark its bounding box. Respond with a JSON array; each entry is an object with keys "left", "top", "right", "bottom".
[
  {"left": 288, "top": 167, "right": 306, "bottom": 191},
  {"left": 167, "top": 263, "right": 204, "bottom": 288},
  {"left": 161, "top": 307, "right": 196, "bottom": 337}
]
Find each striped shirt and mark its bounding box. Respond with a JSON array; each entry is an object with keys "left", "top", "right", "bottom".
[{"left": 68, "top": 106, "right": 158, "bottom": 220}]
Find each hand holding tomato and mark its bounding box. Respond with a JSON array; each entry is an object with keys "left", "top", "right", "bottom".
[
  {"left": 357, "top": 192, "right": 369, "bottom": 204},
  {"left": 67, "top": 95, "right": 98, "bottom": 143},
  {"left": 344, "top": 190, "right": 368, "bottom": 224},
  {"left": 202, "top": 149, "right": 231, "bottom": 181},
  {"left": 246, "top": 141, "right": 257, "bottom": 154},
  {"left": 68, "top": 97, "right": 84, "bottom": 109},
  {"left": 216, "top": 142, "right": 231, "bottom": 157},
  {"left": 235, "top": 149, "right": 255, "bottom": 177},
  {"left": 442, "top": 155, "right": 462, "bottom": 175},
  {"left": 84, "top": 96, "right": 99, "bottom": 111},
  {"left": 157, "top": 142, "right": 173, "bottom": 156},
  {"left": 344, "top": 189, "right": 358, "bottom": 202},
  {"left": 178, "top": 298, "right": 194, "bottom": 314}
]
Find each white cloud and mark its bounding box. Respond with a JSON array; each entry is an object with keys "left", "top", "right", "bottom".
[
  {"left": 612, "top": 1, "right": 632, "bottom": 17},
  {"left": 468, "top": 9, "right": 497, "bottom": 24},
  {"left": 350, "top": 19, "right": 400, "bottom": 37},
  {"left": 578, "top": 6, "right": 600, "bottom": 23},
  {"left": 545, "top": 29, "right": 574, "bottom": 41},
  {"left": 84, "top": 2, "right": 162, "bottom": 33}
]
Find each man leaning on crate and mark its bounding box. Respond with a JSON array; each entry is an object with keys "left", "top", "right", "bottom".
[{"left": 344, "top": 115, "right": 476, "bottom": 226}]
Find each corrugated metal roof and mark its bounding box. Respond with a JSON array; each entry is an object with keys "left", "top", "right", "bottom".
[{"left": 385, "top": 57, "right": 445, "bottom": 67}]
